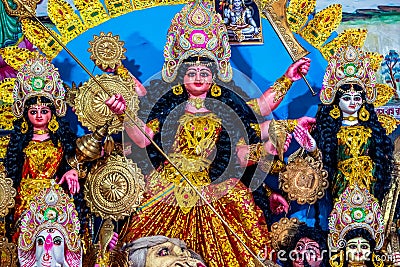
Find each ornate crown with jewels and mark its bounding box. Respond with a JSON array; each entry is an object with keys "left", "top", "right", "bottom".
[
  {"left": 328, "top": 185, "right": 385, "bottom": 251},
  {"left": 12, "top": 55, "right": 67, "bottom": 118},
  {"left": 320, "top": 45, "right": 376, "bottom": 105},
  {"left": 18, "top": 183, "right": 81, "bottom": 253},
  {"left": 162, "top": 0, "right": 232, "bottom": 83}
]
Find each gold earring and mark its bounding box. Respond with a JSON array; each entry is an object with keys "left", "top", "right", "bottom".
[
  {"left": 210, "top": 83, "right": 221, "bottom": 97},
  {"left": 372, "top": 252, "right": 383, "bottom": 267},
  {"left": 329, "top": 250, "right": 343, "bottom": 267},
  {"left": 21, "top": 118, "right": 28, "bottom": 134},
  {"left": 358, "top": 105, "right": 370, "bottom": 121},
  {"left": 48, "top": 115, "right": 59, "bottom": 133},
  {"left": 329, "top": 105, "right": 340, "bottom": 119},
  {"left": 172, "top": 84, "right": 183, "bottom": 95}
]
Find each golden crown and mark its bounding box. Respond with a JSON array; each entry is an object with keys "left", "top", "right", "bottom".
[
  {"left": 320, "top": 45, "right": 376, "bottom": 105},
  {"left": 18, "top": 184, "right": 81, "bottom": 252},
  {"left": 12, "top": 55, "right": 66, "bottom": 118},
  {"left": 328, "top": 185, "right": 385, "bottom": 251},
  {"left": 162, "top": 0, "right": 232, "bottom": 83}
]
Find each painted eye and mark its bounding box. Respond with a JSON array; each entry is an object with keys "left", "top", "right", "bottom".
[
  {"left": 186, "top": 72, "right": 196, "bottom": 78},
  {"left": 307, "top": 248, "right": 319, "bottom": 258},
  {"left": 37, "top": 237, "right": 44, "bottom": 246},
  {"left": 342, "top": 97, "right": 351, "bottom": 101},
  {"left": 200, "top": 71, "right": 210, "bottom": 78},
  {"left": 30, "top": 110, "right": 37, "bottom": 115},
  {"left": 361, "top": 244, "right": 369, "bottom": 249},
  {"left": 41, "top": 109, "right": 49, "bottom": 114},
  {"left": 354, "top": 96, "right": 362, "bottom": 101},
  {"left": 348, "top": 244, "right": 357, "bottom": 249},
  {"left": 53, "top": 237, "right": 62, "bottom": 246},
  {"left": 158, "top": 247, "right": 170, "bottom": 256}
]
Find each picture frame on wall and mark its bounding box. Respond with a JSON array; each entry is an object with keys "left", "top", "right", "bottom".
[{"left": 215, "top": 0, "right": 263, "bottom": 45}]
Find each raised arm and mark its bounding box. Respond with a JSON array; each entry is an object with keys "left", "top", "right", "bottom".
[
  {"left": 105, "top": 94, "right": 154, "bottom": 148},
  {"left": 247, "top": 58, "right": 311, "bottom": 117}
]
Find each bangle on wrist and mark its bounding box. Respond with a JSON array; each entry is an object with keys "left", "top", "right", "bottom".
[
  {"left": 246, "top": 99, "right": 262, "bottom": 116},
  {"left": 146, "top": 118, "right": 160, "bottom": 135},
  {"left": 245, "top": 143, "right": 267, "bottom": 162},
  {"left": 272, "top": 75, "right": 293, "bottom": 102},
  {"left": 67, "top": 155, "right": 87, "bottom": 178},
  {"left": 250, "top": 123, "right": 261, "bottom": 137}
]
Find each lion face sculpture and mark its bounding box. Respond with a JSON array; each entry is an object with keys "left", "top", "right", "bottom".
[
  {"left": 145, "top": 241, "right": 206, "bottom": 267},
  {"left": 123, "top": 236, "right": 207, "bottom": 267}
]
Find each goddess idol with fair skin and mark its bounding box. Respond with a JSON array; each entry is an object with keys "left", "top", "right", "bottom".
[
  {"left": 104, "top": 2, "right": 316, "bottom": 265},
  {"left": 5, "top": 56, "right": 82, "bottom": 242},
  {"left": 293, "top": 45, "right": 393, "bottom": 204},
  {"left": 107, "top": 53, "right": 313, "bottom": 219},
  {"left": 25, "top": 104, "right": 79, "bottom": 193},
  {"left": 107, "top": 58, "right": 313, "bottom": 216},
  {"left": 331, "top": 228, "right": 384, "bottom": 267},
  {"left": 106, "top": 55, "right": 311, "bottom": 266}
]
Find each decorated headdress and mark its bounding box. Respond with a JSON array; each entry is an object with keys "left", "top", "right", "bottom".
[
  {"left": 162, "top": 0, "right": 232, "bottom": 83},
  {"left": 328, "top": 185, "right": 385, "bottom": 251},
  {"left": 320, "top": 45, "right": 376, "bottom": 105},
  {"left": 12, "top": 55, "right": 66, "bottom": 118},
  {"left": 18, "top": 183, "right": 81, "bottom": 266}
]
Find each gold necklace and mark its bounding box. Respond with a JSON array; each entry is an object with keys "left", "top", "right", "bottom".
[
  {"left": 343, "top": 115, "right": 357, "bottom": 121},
  {"left": 187, "top": 98, "right": 205, "bottom": 110},
  {"left": 33, "top": 129, "right": 49, "bottom": 135}
]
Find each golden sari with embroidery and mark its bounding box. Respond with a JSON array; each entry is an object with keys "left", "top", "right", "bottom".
[
  {"left": 121, "top": 112, "right": 270, "bottom": 267},
  {"left": 15, "top": 139, "right": 63, "bottom": 221},
  {"left": 333, "top": 125, "right": 376, "bottom": 200}
]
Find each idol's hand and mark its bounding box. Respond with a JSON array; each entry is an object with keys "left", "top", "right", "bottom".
[
  {"left": 269, "top": 192, "right": 289, "bottom": 214},
  {"left": 59, "top": 169, "right": 80, "bottom": 195},
  {"left": 105, "top": 94, "right": 126, "bottom": 115},
  {"left": 293, "top": 125, "right": 316, "bottom": 152},
  {"left": 285, "top": 57, "right": 311, "bottom": 82},
  {"left": 297, "top": 116, "right": 316, "bottom": 132},
  {"left": 108, "top": 232, "right": 119, "bottom": 251},
  {"left": 264, "top": 134, "right": 292, "bottom": 155}
]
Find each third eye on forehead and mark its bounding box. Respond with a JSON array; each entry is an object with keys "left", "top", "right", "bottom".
[
  {"left": 341, "top": 93, "right": 362, "bottom": 101},
  {"left": 29, "top": 106, "right": 50, "bottom": 110},
  {"left": 186, "top": 66, "right": 211, "bottom": 73},
  {"left": 29, "top": 106, "right": 51, "bottom": 110},
  {"left": 342, "top": 92, "right": 362, "bottom": 98}
]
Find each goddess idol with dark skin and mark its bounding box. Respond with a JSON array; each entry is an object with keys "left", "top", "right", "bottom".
[
  {"left": 281, "top": 224, "right": 329, "bottom": 267},
  {"left": 105, "top": 1, "right": 314, "bottom": 265}
]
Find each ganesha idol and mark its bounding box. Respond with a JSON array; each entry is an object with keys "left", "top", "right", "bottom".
[{"left": 17, "top": 182, "right": 82, "bottom": 267}]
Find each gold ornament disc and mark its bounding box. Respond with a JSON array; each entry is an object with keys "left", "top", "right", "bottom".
[
  {"left": 270, "top": 217, "right": 303, "bottom": 251},
  {"left": 84, "top": 155, "right": 144, "bottom": 220},
  {"left": 75, "top": 74, "right": 139, "bottom": 134},
  {"left": 0, "top": 171, "right": 16, "bottom": 217},
  {"left": 279, "top": 151, "right": 329, "bottom": 205},
  {"left": 88, "top": 32, "right": 126, "bottom": 70}
]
